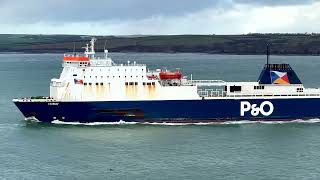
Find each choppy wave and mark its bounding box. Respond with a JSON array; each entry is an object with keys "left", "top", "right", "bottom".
[{"left": 40, "top": 119, "right": 320, "bottom": 126}]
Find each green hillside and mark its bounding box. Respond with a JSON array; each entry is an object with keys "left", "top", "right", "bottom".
[{"left": 1, "top": 34, "right": 320, "bottom": 55}]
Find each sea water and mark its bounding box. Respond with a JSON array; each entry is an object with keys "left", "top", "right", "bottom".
[{"left": 1, "top": 53, "right": 320, "bottom": 179}]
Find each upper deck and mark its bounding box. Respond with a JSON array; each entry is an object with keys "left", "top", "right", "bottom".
[{"left": 45, "top": 38, "right": 320, "bottom": 101}]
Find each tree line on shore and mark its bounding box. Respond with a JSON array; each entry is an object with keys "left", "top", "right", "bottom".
[{"left": 1, "top": 33, "right": 320, "bottom": 55}]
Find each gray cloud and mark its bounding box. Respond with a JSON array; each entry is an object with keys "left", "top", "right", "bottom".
[
  {"left": 0, "top": 0, "right": 316, "bottom": 24},
  {"left": 0, "top": 0, "right": 319, "bottom": 35},
  {"left": 0, "top": 0, "right": 224, "bottom": 23},
  {"left": 235, "top": 0, "right": 316, "bottom": 6}
]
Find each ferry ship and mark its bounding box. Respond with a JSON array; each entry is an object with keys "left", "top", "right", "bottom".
[{"left": 13, "top": 38, "right": 320, "bottom": 123}]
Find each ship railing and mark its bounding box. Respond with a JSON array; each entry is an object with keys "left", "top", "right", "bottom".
[
  {"left": 13, "top": 97, "right": 57, "bottom": 102},
  {"left": 87, "top": 62, "right": 146, "bottom": 67},
  {"left": 89, "top": 60, "right": 113, "bottom": 67},
  {"left": 224, "top": 93, "right": 320, "bottom": 97},
  {"left": 197, "top": 89, "right": 320, "bottom": 98},
  {"left": 120, "top": 63, "right": 146, "bottom": 67},
  {"left": 191, "top": 80, "right": 226, "bottom": 86},
  {"left": 50, "top": 81, "right": 65, "bottom": 87},
  {"left": 197, "top": 89, "right": 227, "bottom": 97},
  {"left": 63, "top": 52, "right": 87, "bottom": 56}
]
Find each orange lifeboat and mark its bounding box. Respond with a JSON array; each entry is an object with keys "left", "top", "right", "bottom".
[{"left": 159, "top": 71, "right": 182, "bottom": 80}]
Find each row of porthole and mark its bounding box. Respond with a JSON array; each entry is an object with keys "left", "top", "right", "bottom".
[
  {"left": 125, "top": 82, "right": 156, "bottom": 86},
  {"left": 83, "top": 82, "right": 108, "bottom": 86},
  {"left": 65, "top": 62, "right": 80, "bottom": 64},
  {"left": 66, "top": 62, "right": 88, "bottom": 66},
  {"left": 81, "top": 82, "right": 156, "bottom": 86}
]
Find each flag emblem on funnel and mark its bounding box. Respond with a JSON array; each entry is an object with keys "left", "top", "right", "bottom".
[
  {"left": 74, "top": 79, "right": 84, "bottom": 84},
  {"left": 270, "top": 71, "right": 290, "bottom": 84}
]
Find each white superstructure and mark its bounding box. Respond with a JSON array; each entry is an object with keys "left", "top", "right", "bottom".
[
  {"left": 49, "top": 38, "right": 320, "bottom": 102},
  {"left": 50, "top": 38, "right": 198, "bottom": 101}
]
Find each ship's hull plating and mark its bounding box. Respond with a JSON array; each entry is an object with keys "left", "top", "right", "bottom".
[{"left": 13, "top": 98, "right": 320, "bottom": 123}]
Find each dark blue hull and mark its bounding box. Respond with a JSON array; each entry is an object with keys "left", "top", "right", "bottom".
[{"left": 13, "top": 98, "right": 320, "bottom": 123}]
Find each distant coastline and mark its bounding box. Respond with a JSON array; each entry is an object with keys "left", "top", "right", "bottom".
[{"left": 1, "top": 34, "right": 320, "bottom": 55}]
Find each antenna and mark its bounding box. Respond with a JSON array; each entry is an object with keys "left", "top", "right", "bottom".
[
  {"left": 104, "top": 40, "right": 107, "bottom": 50},
  {"left": 90, "top": 37, "right": 97, "bottom": 54},
  {"left": 103, "top": 39, "right": 109, "bottom": 58},
  {"left": 267, "top": 43, "right": 270, "bottom": 65},
  {"left": 73, "top": 42, "right": 76, "bottom": 55}
]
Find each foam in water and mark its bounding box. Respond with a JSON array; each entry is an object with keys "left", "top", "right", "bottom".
[
  {"left": 44, "top": 119, "right": 320, "bottom": 126},
  {"left": 145, "top": 121, "right": 255, "bottom": 125},
  {"left": 24, "top": 116, "right": 40, "bottom": 123},
  {"left": 51, "top": 120, "right": 138, "bottom": 125}
]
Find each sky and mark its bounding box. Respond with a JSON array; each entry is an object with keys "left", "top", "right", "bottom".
[{"left": 0, "top": 0, "right": 319, "bottom": 35}]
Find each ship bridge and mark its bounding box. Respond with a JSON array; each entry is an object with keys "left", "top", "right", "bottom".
[{"left": 63, "top": 38, "right": 115, "bottom": 67}]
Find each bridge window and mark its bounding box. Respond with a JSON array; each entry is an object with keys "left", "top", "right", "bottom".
[
  {"left": 152, "top": 82, "right": 155, "bottom": 85},
  {"left": 84, "top": 83, "right": 87, "bottom": 85},
  {"left": 230, "top": 86, "right": 241, "bottom": 92},
  {"left": 100, "top": 83, "right": 103, "bottom": 85},
  {"left": 254, "top": 86, "right": 265, "bottom": 90},
  {"left": 135, "top": 82, "right": 138, "bottom": 85},
  {"left": 129, "top": 82, "right": 134, "bottom": 85},
  {"left": 297, "top": 88, "right": 304, "bottom": 92},
  {"left": 96, "top": 83, "right": 99, "bottom": 85}
]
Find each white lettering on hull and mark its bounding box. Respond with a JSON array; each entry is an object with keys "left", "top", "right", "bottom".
[{"left": 240, "top": 101, "right": 274, "bottom": 116}]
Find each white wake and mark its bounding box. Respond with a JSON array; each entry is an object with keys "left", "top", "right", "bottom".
[{"left": 42, "top": 119, "right": 320, "bottom": 126}]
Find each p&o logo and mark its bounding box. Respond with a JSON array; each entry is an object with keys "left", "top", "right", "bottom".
[{"left": 240, "top": 101, "right": 274, "bottom": 117}]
